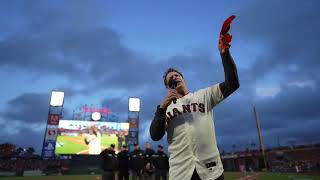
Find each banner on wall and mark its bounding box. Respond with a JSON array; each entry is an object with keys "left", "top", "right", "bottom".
[
  {"left": 41, "top": 140, "right": 56, "bottom": 158},
  {"left": 128, "top": 118, "right": 139, "bottom": 129},
  {"left": 45, "top": 125, "right": 58, "bottom": 140},
  {"left": 48, "top": 114, "right": 60, "bottom": 125}
]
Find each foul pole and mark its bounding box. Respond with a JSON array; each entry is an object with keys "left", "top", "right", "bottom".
[{"left": 253, "top": 105, "right": 268, "bottom": 171}]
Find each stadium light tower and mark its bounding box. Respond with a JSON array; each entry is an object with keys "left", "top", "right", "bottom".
[
  {"left": 42, "top": 90, "right": 65, "bottom": 159},
  {"left": 129, "top": 97, "right": 140, "bottom": 112},
  {"left": 50, "top": 91, "right": 65, "bottom": 106},
  {"left": 128, "top": 97, "right": 140, "bottom": 151}
]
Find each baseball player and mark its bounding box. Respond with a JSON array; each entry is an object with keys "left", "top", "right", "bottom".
[
  {"left": 100, "top": 144, "right": 118, "bottom": 180},
  {"left": 150, "top": 16, "right": 239, "bottom": 180},
  {"left": 152, "top": 145, "right": 169, "bottom": 180},
  {"left": 83, "top": 125, "right": 102, "bottom": 155},
  {"left": 118, "top": 145, "right": 130, "bottom": 180},
  {"left": 130, "top": 143, "right": 145, "bottom": 180},
  {"left": 143, "top": 142, "right": 156, "bottom": 180}
]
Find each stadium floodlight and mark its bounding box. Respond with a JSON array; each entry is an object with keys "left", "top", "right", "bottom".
[
  {"left": 129, "top": 97, "right": 140, "bottom": 112},
  {"left": 50, "top": 91, "right": 65, "bottom": 106},
  {"left": 91, "top": 112, "right": 101, "bottom": 121}
]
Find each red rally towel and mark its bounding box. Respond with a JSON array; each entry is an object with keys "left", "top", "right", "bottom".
[{"left": 219, "top": 15, "right": 236, "bottom": 50}]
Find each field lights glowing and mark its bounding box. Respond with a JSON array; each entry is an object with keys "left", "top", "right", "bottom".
[
  {"left": 129, "top": 97, "right": 140, "bottom": 112},
  {"left": 50, "top": 91, "right": 65, "bottom": 106}
]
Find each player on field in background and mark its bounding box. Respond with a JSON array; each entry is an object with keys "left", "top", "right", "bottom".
[
  {"left": 130, "top": 143, "right": 145, "bottom": 180},
  {"left": 82, "top": 125, "right": 102, "bottom": 154},
  {"left": 143, "top": 142, "right": 155, "bottom": 180},
  {"left": 152, "top": 144, "right": 169, "bottom": 180},
  {"left": 118, "top": 145, "right": 130, "bottom": 180},
  {"left": 100, "top": 144, "right": 118, "bottom": 180},
  {"left": 117, "top": 132, "right": 126, "bottom": 152},
  {"left": 150, "top": 16, "right": 240, "bottom": 180}
]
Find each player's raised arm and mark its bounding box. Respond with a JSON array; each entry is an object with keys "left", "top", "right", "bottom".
[{"left": 218, "top": 15, "right": 240, "bottom": 98}]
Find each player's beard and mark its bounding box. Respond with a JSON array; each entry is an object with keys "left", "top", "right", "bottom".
[{"left": 176, "top": 82, "right": 188, "bottom": 96}]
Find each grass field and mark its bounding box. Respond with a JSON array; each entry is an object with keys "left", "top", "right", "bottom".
[
  {"left": 225, "top": 172, "right": 320, "bottom": 180},
  {"left": 55, "top": 135, "right": 119, "bottom": 155},
  {"left": 0, "top": 175, "right": 101, "bottom": 180},
  {"left": 1, "top": 172, "right": 320, "bottom": 180}
]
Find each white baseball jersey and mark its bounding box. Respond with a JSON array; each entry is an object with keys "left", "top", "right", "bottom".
[
  {"left": 165, "top": 84, "right": 225, "bottom": 180},
  {"left": 85, "top": 132, "right": 102, "bottom": 155}
]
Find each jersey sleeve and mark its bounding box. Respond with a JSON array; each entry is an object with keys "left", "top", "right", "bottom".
[{"left": 197, "top": 84, "right": 225, "bottom": 111}]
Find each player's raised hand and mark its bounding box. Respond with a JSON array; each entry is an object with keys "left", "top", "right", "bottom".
[
  {"left": 218, "top": 15, "right": 236, "bottom": 53},
  {"left": 160, "top": 89, "right": 178, "bottom": 109}
]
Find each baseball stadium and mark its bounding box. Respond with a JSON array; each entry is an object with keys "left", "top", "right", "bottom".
[{"left": 0, "top": 92, "right": 319, "bottom": 180}]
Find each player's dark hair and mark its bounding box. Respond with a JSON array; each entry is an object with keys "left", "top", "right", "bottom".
[
  {"left": 91, "top": 126, "right": 100, "bottom": 136},
  {"left": 163, "top": 68, "right": 184, "bottom": 87}
]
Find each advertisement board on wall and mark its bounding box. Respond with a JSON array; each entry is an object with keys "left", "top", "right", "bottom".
[
  {"left": 48, "top": 114, "right": 60, "bottom": 125},
  {"left": 128, "top": 118, "right": 139, "bottom": 129},
  {"left": 45, "top": 125, "right": 58, "bottom": 140},
  {"left": 41, "top": 140, "right": 56, "bottom": 158}
]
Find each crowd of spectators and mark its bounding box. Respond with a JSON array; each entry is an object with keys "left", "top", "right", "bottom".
[
  {"left": 1, "top": 143, "right": 320, "bottom": 177},
  {"left": 270, "top": 159, "right": 320, "bottom": 173},
  {"left": 267, "top": 145, "right": 320, "bottom": 174},
  {"left": 0, "top": 158, "right": 70, "bottom": 175}
]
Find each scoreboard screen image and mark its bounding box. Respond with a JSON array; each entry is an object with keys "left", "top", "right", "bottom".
[{"left": 55, "top": 120, "right": 129, "bottom": 155}]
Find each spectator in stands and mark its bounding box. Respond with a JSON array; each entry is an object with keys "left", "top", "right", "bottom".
[
  {"left": 152, "top": 145, "right": 169, "bottom": 180},
  {"left": 144, "top": 142, "right": 155, "bottom": 180},
  {"left": 130, "top": 143, "right": 144, "bottom": 180},
  {"left": 118, "top": 145, "right": 130, "bottom": 180},
  {"left": 61, "top": 160, "right": 70, "bottom": 175},
  {"left": 100, "top": 144, "right": 118, "bottom": 180}
]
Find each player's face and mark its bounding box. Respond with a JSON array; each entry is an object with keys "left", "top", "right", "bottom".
[{"left": 165, "top": 71, "right": 186, "bottom": 91}]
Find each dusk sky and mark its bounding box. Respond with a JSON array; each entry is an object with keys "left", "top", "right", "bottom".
[{"left": 0, "top": 0, "right": 319, "bottom": 154}]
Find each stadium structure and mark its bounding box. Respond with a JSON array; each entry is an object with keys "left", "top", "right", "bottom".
[
  {"left": 40, "top": 91, "right": 140, "bottom": 170},
  {"left": 0, "top": 91, "right": 319, "bottom": 179}
]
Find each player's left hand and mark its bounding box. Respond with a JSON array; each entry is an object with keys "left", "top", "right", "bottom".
[{"left": 219, "top": 15, "right": 236, "bottom": 53}]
